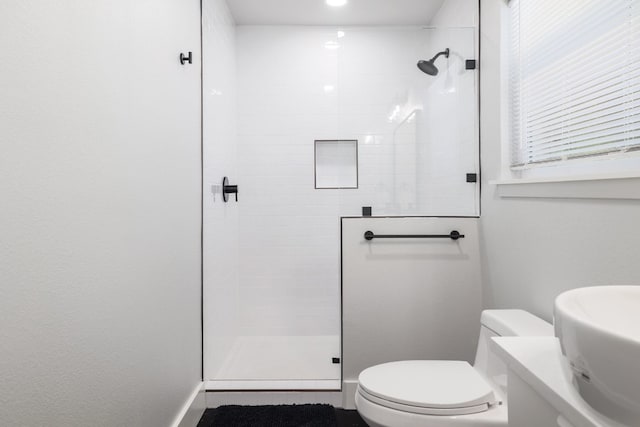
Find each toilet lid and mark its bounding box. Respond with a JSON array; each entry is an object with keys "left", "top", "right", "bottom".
[{"left": 358, "top": 361, "right": 497, "bottom": 414}]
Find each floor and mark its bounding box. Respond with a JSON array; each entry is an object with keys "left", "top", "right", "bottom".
[
  {"left": 335, "top": 409, "right": 369, "bottom": 426},
  {"left": 208, "top": 335, "right": 341, "bottom": 390}
]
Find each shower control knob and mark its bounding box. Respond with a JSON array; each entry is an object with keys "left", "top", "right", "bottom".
[{"left": 222, "top": 177, "right": 238, "bottom": 202}]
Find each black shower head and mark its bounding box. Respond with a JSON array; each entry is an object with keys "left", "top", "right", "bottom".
[
  {"left": 417, "top": 60, "right": 439, "bottom": 76},
  {"left": 417, "top": 48, "right": 450, "bottom": 76}
]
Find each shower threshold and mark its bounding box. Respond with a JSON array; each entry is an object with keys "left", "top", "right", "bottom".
[
  {"left": 205, "top": 379, "right": 341, "bottom": 391},
  {"left": 206, "top": 335, "right": 341, "bottom": 391}
]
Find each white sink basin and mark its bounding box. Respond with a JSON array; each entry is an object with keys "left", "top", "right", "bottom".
[{"left": 554, "top": 286, "right": 640, "bottom": 425}]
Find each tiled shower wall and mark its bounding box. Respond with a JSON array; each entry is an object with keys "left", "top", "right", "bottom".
[
  {"left": 202, "top": 0, "right": 480, "bottom": 381},
  {"left": 234, "top": 25, "right": 479, "bottom": 338}
]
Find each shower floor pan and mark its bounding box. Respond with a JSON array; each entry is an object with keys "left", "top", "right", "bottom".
[{"left": 206, "top": 335, "right": 341, "bottom": 390}]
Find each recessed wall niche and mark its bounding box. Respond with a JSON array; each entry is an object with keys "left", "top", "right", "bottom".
[{"left": 314, "top": 140, "right": 358, "bottom": 189}]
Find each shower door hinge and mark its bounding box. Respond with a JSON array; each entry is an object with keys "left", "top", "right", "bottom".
[
  {"left": 466, "top": 173, "right": 478, "bottom": 183},
  {"left": 465, "top": 59, "right": 477, "bottom": 70},
  {"left": 332, "top": 357, "right": 341, "bottom": 364}
]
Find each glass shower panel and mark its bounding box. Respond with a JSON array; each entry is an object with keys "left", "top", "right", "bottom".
[
  {"left": 335, "top": 26, "right": 479, "bottom": 217},
  {"left": 413, "top": 27, "right": 479, "bottom": 216}
]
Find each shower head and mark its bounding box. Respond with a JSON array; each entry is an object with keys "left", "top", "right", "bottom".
[{"left": 417, "top": 48, "right": 450, "bottom": 76}]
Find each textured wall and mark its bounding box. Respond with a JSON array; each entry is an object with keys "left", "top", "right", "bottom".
[{"left": 0, "top": 1, "right": 202, "bottom": 426}]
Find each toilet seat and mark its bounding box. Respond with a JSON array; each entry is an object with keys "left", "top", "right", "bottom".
[{"left": 358, "top": 360, "right": 498, "bottom": 416}]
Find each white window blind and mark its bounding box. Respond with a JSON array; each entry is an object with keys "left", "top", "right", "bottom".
[{"left": 509, "top": 0, "right": 640, "bottom": 167}]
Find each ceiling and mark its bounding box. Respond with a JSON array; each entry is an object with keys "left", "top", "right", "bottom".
[{"left": 226, "top": 0, "right": 446, "bottom": 26}]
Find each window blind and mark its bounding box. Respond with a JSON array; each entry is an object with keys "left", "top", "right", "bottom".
[{"left": 509, "top": 0, "right": 640, "bottom": 167}]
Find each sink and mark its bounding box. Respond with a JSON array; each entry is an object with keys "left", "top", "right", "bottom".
[{"left": 554, "top": 286, "right": 640, "bottom": 425}]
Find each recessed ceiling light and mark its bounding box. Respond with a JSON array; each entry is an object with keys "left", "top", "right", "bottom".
[
  {"left": 337, "top": 31, "right": 345, "bottom": 38},
  {"left": 326, "top": 0, "right": 348, "bottom": 7}
]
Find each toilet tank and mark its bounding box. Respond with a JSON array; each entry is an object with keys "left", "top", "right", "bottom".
[{"left": 473, "top": 310, "right": 553, "bottom": 399}]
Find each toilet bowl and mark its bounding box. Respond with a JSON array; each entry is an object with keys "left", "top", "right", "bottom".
[{"left": 355, "top": 310, "right": 553, "bottom": 427}]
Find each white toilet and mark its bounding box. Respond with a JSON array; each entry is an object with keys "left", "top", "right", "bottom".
[{"left": 355, "top": 309, "right": 553, "bottom": 427}]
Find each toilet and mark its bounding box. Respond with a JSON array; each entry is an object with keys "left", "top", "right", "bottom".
[{"left": 355, "top": 309, "right": 553, "bottom": 427}]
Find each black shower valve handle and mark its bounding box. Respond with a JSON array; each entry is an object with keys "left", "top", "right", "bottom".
[
  {"left": 222, "top": 177, "right": 238, "bottom": 203},
  {"left": 226, "top": 185, "right": 238, "bottom": 202}
]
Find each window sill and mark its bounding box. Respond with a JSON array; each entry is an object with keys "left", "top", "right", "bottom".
[{"left": 491, "top": 173, "right": 640, "bottom": 200}]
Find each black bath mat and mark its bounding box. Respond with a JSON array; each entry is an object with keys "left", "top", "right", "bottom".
[{"left": 198, "top": 404, "right": 338, "bottom": 427}]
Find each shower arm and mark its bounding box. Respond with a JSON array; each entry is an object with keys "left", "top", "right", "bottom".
[{"left": 429, "top": 48, "right": 450, "bottom": 63}]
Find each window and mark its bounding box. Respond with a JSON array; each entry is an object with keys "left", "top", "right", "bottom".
[{"left": 508, "top": 0, "right": 640, "bottom": 177}]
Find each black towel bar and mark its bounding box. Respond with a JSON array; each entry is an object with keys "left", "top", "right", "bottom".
[{"left": 364, "top": 230, "right": 464, "bottom": 241}]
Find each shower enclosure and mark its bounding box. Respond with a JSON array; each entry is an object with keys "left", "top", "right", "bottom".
[{"left": 202, "top": 0, "right": 479, "bottom": 390}]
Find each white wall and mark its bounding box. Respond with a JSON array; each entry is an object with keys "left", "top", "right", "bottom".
[
  {"left": 479, "top": 0, "right": 640, "bottom": 321},
  {"left": 0, "top": 1, "right": 202, "bottom": 426},
  {"left": 202, "top": 0, "right": 240, "bottom": 382}
]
